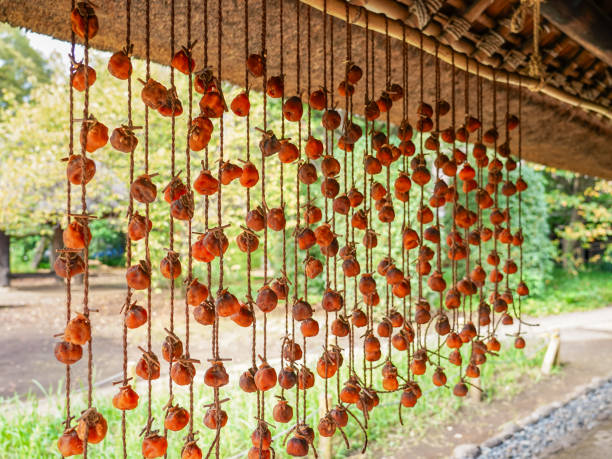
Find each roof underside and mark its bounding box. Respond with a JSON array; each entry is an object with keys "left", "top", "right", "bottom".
[{"left": 1, "top": 0, "right": 611, "bottom": 178}]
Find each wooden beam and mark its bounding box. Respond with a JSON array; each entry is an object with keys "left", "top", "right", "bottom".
[
  {"left": 300, "top": 0, "right": 612, "bottom": 120},
  {"left": 541, "top": 0, "right": 612, "bottom": 68}
]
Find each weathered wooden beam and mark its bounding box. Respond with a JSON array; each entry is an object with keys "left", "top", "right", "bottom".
[
  {"left": 541, "top": 0, "right": 612, "bottom": 68},
  {"left": 300, "top": 0, "right": 612, "bottom": 120}
]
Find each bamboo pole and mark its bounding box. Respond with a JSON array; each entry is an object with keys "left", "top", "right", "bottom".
[{"left": 299, "top": 0, "right": 612, "bottom": 121}]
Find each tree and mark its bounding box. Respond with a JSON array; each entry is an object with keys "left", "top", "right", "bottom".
[
  {"left": 0, "top": 24, "right": 51, "bottom": 110},
  {"left": 0, "top": 24, "right": 53, "bottom": 283},
  {"left": 543, "top": 168, "right": 612, "bottom": 272}
]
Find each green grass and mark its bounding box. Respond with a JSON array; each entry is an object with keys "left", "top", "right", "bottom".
[
  {"left": 521, "top": 268, "right": 612, "bottom": 317},
  {"left": 0, "top": 342, "right": 546, "bottom": 458}
]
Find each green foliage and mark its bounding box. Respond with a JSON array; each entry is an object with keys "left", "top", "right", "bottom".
[
  {"left": 0, "top": 341, "right": 546, "bottom": 458},
  {"left": 518, "top": 163, "right": 555, "bottom": 293},
  {"left": 88, "top": 219, "right": 125, "bottom": 266},
  {"left": 0, "top": 24, "right": 51, "bottom": 110},
  {"left": 522, "top": 267, "right": 612, "bottom": 317},
  {"left": 543, "top": 168, "right": 612, "bottom": 272},
  {"left": 9, "top": 235, "right": 50, "bottom": 273}
]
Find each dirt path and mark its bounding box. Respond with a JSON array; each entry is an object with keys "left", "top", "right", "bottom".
[
  {"left": 384, "top": 307, "right": 612, "bottom": 458},
  {"left": 0, "top": 269, "right": 327, "bottom": 398}
]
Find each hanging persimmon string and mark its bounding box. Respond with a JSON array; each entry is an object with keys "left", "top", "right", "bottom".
[
  {"left": 279, "top": 0, "right": 289, "bottom": 400},
  {"left": 185, "top": 0, "right": 195, "bottom": 439},
  {"left": 362, "top": 9, "right": 370, "bottom": 390},
  {"left": 503, "top": 74, "right": 513, "bottom": 329},
  {"left": 322, "top": 0, "right": 331, "bottom": 417},
  {"left": 400, "top": 22, "right": 413, "bottom": 403},
  {"left": 342, "top": 0, "right": 350, "bottom": 386},
  {"left": 145, "top": 0, "right": 152, "bottom": 432},
  {"left": 80, "top": 4, "right": 94, "bottom": 458},
  {"left": 65, "top": 0, "right": 76, "bottom": 429},
  {"left": 415, "top": 32, "right": 425, "bottom": 356},
  {"left": 58, "top": 0, "right": 77, "bottom": 453},
  {"left": 475, "top": 62, "right": 484, "bottom": 341},
  {"left": 516, "top": 77, "right": 527, "bottom": 349},
  {"left": 368, "top": 23, "right": 376, "bottom": 391},
  {"left": 294, "top": 0, "right": 303, "bottom": 429},
  {"left": 164, "top": 1, "right": 177, "bottom": 444},
  {"left": 56, "top": 4, "right": 535, "bottom": 457},
  {"left": 214, "top": 0, "right": 224, "bottom": 456},
  {"left": 384, "top": 16, "right": 392, "bottom": 362},
  {"left": 490, "top": 70, "right": 499, "bottom": 343},
  {"left": 120, "top": 0, "right": 133, "bottom": 457}
]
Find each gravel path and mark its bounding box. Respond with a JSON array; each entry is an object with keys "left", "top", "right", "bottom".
[{"left": 478, "top": 377, "right": 612, "bottom": 459}]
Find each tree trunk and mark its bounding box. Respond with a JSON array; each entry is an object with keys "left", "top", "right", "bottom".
[
  {"left": 0, "top": 230, "right": 9, "bottom": 287},
  {"left": 561, "top": 176, "right": 581, "bottom": 271},
  {"left": 31, "top": 235, "right": 48, "bottom": 270},
  {"left": 50, "top": 224, "right": 63, "bottom": 278}
]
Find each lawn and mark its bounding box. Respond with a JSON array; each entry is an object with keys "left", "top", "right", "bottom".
[
  {"left": 522, "top": 268, "right": 612, "bottom": 317},
  {"left": 0, "top": 343, "right": 546, "bottom": 458}
]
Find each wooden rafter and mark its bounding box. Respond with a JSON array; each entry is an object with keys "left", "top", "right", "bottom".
[{"left": 302, "top": 0, "right": 612, "bottom": 120}]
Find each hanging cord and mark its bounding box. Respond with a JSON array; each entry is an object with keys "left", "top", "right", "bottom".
[
  {"left": 401, "top": 23, "right": 412, "bottom": 383},
  {"left": 504, "top": 74, "right": 511, "bottom": 297},
  {"left": 293, "top": 0, "right": 305, "bottom": 428},
  {"left": 517, "top": 77, "right": 524, "bottom": 335},
  {"left": 303, "top": 0, "right": 309, "bottom": 305},
  {"left": 144, "top": 0, "right": 153, "bottom": 435},
  {"left": 345, "top": 0, "right": 356, "bottom": 380},
  {"left": 510, "top": 0, "right": 544, "bottom": 83},
  {"left": 330, "top": 11, "right": 337, "bottom": 296},
  {"left": 165, "top": 0, "right": 177, "bottom": 440},
  {"left": 81, "top": 2, "right": 92, "bottom": 413},
  {"left": 203, "top": 0, "right": 210, "bottom": 277},
  {"left": 368, "top": 25, "right": 375, "bottom": 388},
  {"left": 279, "top": 0, "right": 289, "bottom": 390},
  {"left": 362, "top": 9, "right": 371, "bottom": 388},
  {"left": 450, "top": 49, "right": 457, "bottom": 348},
  {"left": 322, "top": 0, "right": 332, "bottom": 420},
  {"left": 416, "top": 33, "right": 424, "bottom": 350},
  {"left": 450, "top": 51, "right": 458, "bottom": 332},
  {"left": 258, "top": 0, "right": 269, "bottom": 435},
  {"left": 475, "top": 62, "right": 483, "bottom": 338},
  {"left": 434, "top": 43, "right": 442, "bottom": 368},
  {"left": 244, "top": 0, "right": 257, "bottom": 379},
  {"left": 243, "top": 0, "right": 262, "bottom": 433},
  {"left": 121, "top": 0, "right": 133, "bottom": 457},
  {"left": 185, "top": 0, "right": 195, "bottom": 435},
  {"left": 343, "top": 0, "right": 350, "bottom": 382},
  {"left": 384, "top": 17, "right": 392, "bottom": 361},
  {"left": 77, "top": 7, "right": 93, "bottom": 459},
  {"left": 461, "top": 56, "right": 470, "bottom": 382},
  {"left": 214, "top": 0, "right": 223, "bottom": 456},
  {"left": 491, "top": 70, "right": 498, "bottom": 338},
  {"left": 462, "top": 58, "right": 472, "bottom": 350},
  {"left": 63, "top": 0, "right": 76, "bottom": 436}
]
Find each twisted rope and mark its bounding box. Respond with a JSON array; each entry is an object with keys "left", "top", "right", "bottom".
[
  {"left": 511, "top": 0, "right": 545, "bottom": 82},
  {"left": 477, "top": 30, "right": 505, "bottom": 58},
  {"left": 411, "top": 0, "right": 444, "bottom": 30},
  {"left": 121, "top": 0, "right": 133, "bottom": 456},
  {"left": 444, "top": 16, "right": 471, "bottom": 42}
]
